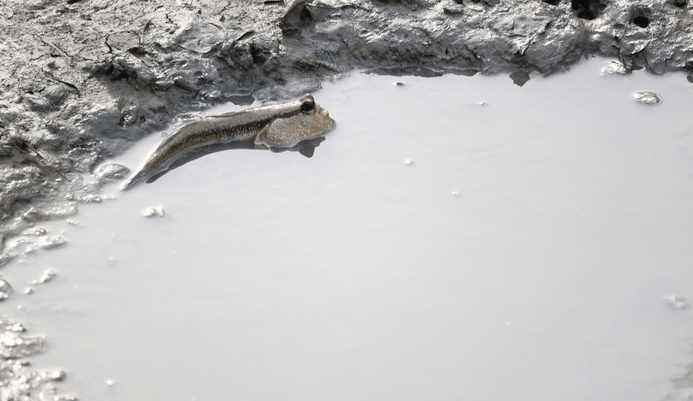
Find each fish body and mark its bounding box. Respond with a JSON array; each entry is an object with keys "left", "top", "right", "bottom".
[{"left": 121, "top": 94, "right": 335, "bottom": 190}]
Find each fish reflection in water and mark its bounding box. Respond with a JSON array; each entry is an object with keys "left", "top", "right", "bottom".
[{"left": 145, "top": 136, "right": 327, "bottom": 184}]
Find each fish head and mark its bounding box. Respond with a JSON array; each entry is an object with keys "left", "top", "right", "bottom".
[{"left": 255, "top": 94, "right": 336, "bottom": 148}]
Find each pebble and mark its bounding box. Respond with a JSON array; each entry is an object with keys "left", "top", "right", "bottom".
[
  {"left": 599, "top": 60, "right": 627, "bottom": 76},
  {"left": 65, "top": 193, "right": 102, "bottom": 203},
  {"left": 633, "top": 91, "right": 662, "bottom": 105},
  {"left": 24, "top": 227, "right": 47, "bottom": 236},
  {"left": 34, "top": 269, "right": 56, "bottom": 285},
  {"left": 40, "top": 236, "right": 67, "bottom": 250},
  {"left": 50, "top": 369, "right": 67, "bottom": 381},
  {"left": 664, "top": 294, "right": 691, "bottom": 310},
  {"left": 404, "top": 159, "right": 414, "bottom": 166},
  {"left": 0, "top": 278, "right": 13, "bottom": 300},
  {"left": 95, "top": 163, "right": 130, "bottom": 180},
  {"left": 143, "top": 205, "right": 166, "bottom": 218}
]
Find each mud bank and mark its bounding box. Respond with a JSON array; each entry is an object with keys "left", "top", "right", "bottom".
[{"left": 1, "top": 0, "right": 693, "bottom": 238}]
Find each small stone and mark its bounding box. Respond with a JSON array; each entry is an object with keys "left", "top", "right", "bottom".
[
  {"left": 66, "top": 192, "right": 102, "bottom": 203},
  {"left": 174, "top": 77, "right": 197, "bottom": 92},
  {"left": 143, "top": 205, "right": 165, "bottom": 218},
  {"left": 24, "top": 227, "right": 47, "bottom": 236},
  {"left": 95, "top": 163, "right": 130, "bottom": 180},
  {"left": 664, "top": 294, "right": 691, "bottom": 310},
  {"left": 633, "top": 91, "right": 662, "bottom": 105},
  {"left": 34, "top": 269, "right": 56, "bottom": 284},
  {"left": 106, "top": 379, "right": 115, "bottom": 386},
  {"left": 394, "top": 81, "right": 405, "bottom": 86},
  {"left": 153, "top": 80, "right": 174, "bottom": 91},
  {"left": 0, "top": 278, "right": 13, "bottom": 300},
  {"left": 404, "top": 159, "right": 414, "bottom": 166},
  {"left": 451, "top": 191, "right": 460, "bottom": 197},
  {"left": 41, "top": 236, "right": 66, "bottom": 250},
  {"left": 24, "top": 287, "right": 34, "bottom": 295},
  {"left": 0, "top": 321, "right": 25, "bottom": 332},
  {"left": 599, "top": 61, "right": 627, "bottom": 76},
  {"left": 44, "top": 84, "right": 67, "bottom": 105},
  {"left": 51, "top": 370, "right": 67, "bottom": 381}
]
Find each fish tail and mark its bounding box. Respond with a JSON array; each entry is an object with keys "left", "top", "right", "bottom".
[{"left": 121, "top": 169, "right": 146, "bottom": 191}]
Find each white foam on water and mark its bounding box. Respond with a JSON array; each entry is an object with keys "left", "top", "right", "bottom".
[{"left": 3, "top": 58, "right": 693, "bottom": 401}]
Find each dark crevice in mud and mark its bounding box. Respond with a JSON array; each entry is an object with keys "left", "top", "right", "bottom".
[
  {"left": 571, "top": 0, "right": 606, "bottom": 19},
  {"left": 372, "top": 0, "right": 432, "bottom": 8},
  {"left": 631, "top": 8, "right": 650, "bottom": 28},
  {"left": 280, "top": 0, "right": 317, "bottom": 36},
  {"left": 542, "top": 0, "right": 561, "bottom": 5}
]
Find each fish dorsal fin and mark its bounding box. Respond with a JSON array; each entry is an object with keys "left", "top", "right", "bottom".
[{"left": 210, "top": 109, "right": 245, "bottom": 118}]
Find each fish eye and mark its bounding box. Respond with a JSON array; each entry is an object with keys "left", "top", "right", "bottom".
[{"left": 301, "top": 96, "right": 315, "bottom": 112}]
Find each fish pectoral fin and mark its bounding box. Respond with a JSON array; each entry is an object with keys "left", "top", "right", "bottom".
[
  {"left": 298, "top": 145, "right": 316, "bottom": 158},
  {"left": 254, "top": 126, "right": 270, "bottom": 150},
  {"left": 297, "top": 136, "right": 325, "bottom": 158}
]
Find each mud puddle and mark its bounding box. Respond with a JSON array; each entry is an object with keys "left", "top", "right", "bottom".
[{"left": 2, "top": 57, "right": 693, "bottom": 401}]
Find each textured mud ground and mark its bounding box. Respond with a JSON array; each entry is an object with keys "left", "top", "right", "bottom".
[{"left": 1, "top": 0, "right": 693, "bottom": 399}]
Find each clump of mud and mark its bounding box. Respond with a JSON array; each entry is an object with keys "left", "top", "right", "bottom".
[{"left": 0, "top": 319, "right": 75, "bottom": 401}]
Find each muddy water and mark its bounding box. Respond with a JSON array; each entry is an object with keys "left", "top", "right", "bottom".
[{"left": 3, "top": 58, "right": 693, "bottom": 401}]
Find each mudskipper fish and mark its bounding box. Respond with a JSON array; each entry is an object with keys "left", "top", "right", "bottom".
[{"left": 122, "top": 94, "right": 335, "bottom": 190}]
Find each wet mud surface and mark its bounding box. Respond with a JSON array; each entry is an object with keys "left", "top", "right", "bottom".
[{"left": 2, "top": 0, "right": 693, "bottom": 399}]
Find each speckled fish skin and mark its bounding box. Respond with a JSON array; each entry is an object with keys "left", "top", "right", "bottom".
[
  {"left": 121, "top": 94, "right": 335, "bottom": 190},
  {"left": 254, "top": 102, "right": 335, "bottom": 149}
]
